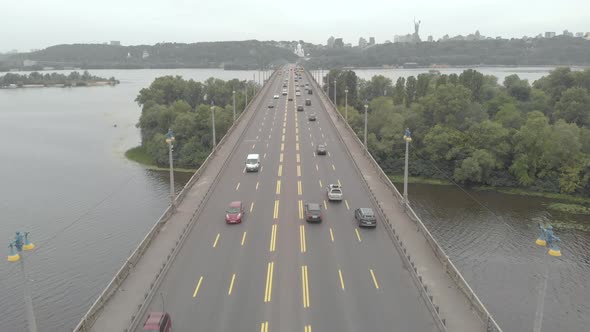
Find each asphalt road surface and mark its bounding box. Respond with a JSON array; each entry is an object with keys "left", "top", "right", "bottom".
[{"left": 138, "top": 65, "right": 437, "bottom": 332}]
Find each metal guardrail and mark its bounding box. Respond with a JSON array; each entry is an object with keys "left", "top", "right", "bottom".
[
  {"left": 73, "top": 73, "right": 278, "bottom": 332},
  {"left": 308, "top": 71, "right": 502, "bottom": 332}
]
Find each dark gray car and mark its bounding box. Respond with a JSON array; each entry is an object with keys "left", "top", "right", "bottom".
[
  {"left": 355, "top": 208, "right": 376, "bottom": 227},
  {"left": 316, "top": 144, "right": 326, "bottom": 155},
  {"left": 305, "top": 203, "right": 322, "bottom": 222}
]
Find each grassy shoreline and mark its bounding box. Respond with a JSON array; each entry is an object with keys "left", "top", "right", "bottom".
[{"left": 125, "top": 146, "right": 197, "bottom": 173}]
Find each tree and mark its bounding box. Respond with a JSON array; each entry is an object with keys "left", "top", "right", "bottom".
[
  {"left": 393, "top": 77, "right": 405, "bottom": 105},
  {"left": 503, "top": 74, "right": 531, "bottom": 101},
  {"left": 459, "top": 69, "right": 484, "bottom": 102},
  {"left": 510, "top": 111, "right": 552, "bottom": 185},
  {"left": 494, "top": 104, "right": 524, "bottom": 129},
  {"left": 405, "top": 76, "right": 417, "bottom": 106},
  {"left": 554, "top": 87, "right": 590, "bottom": 126},
  {"left": 454, "top": 149, "right": 498, "bottom": 184},
  {"left": 420, "top": 84, "right": 473, "bottom": 129}
]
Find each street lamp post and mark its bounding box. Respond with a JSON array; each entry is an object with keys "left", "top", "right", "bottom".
[
  {"left": 333, "top": 79, "right": 337, "bottom": 104},
  {"left": 232, "top": 90, "right": 236, "bottom": 122},
  {"left": 7, "top": 232, "right": 38, "bottom": 332},
  {"left": 244, "top": 86, "right": 248, "bottom": 110},
  {"left": 327, "top": 73, "right": 330, "bottom": 96},
  {"left": 533, "top": 224, "right": 562, "bottom": 332},
  {"left": 345, "top": 89, "right": 348, "bottom": 121},
  {"left": 165, "top": 129, "right": 176, "bottom": 208},
  {"left": 211, "top": 101, "right": 217, "bottom": 148},
  {"left": 403, "top": 128, "right": 412, "bottom": 208},
  {"left": 363, "top": 102, "right": 368, "bottom": 148}
]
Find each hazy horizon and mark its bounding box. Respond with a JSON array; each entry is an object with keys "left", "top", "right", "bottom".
[{"left": 2, "top": 0, "right": 589, "bottom": 52}]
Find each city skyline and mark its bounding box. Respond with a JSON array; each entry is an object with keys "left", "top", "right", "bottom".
[{"left": 2, "top": 0, "right": 589, "bottom": 52}]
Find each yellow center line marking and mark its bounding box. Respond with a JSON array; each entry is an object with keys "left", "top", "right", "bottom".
[
  {"left": 283, "top": 128, "right": 286, "bottom": 134},
  {"left": 270, "top": 224, "right": 277, "bottom": 252},
  {"left": 338, "top": 179, "right": 341, "bottom": 186},
  {"left": 264, "top": 262, "right": 274, "bottom": 302},
  {"left": 283, "top": 121, "right": 286, "bottom": 127},
  {"left": 192, "top": 276, "right": 203, "bottom": 298},
  {"left": 250, "top": 202, "right": 255, "bottom": 213},
  {"left": 296, "top": 143, "right": 300, "bottom": 151},
  {"left": 296, "top": 128, "right": 299, "bottom": 134},
  {"left": 280, "top": 153, "right": 283, "bottom": 162},
  {"left": 278, "top": 165, "right": 283, "bottom": 177},
  {"left": 345, "top": 199, "right": 350, "bottom": 210},
  {"left": 296, "top": 122, "right": 298, "bottom": 128},
  {"left": 304, "top": 325, "right": 312, "bottom": 332},
  {"left": 213, "top": 233, "right": 220, "bottom": 247},
  {"left": 243, "top": 167, "right": 246, "bottom": 173},
  {"left": 338, "top": 269, "right": 345, "bottom": 290},
  {"left": 241, "top": 231, "right": 247, "bottom": 246},
  {"left": 276, "top": 180, "right": 281, "bottom": 195},
  {"left": 256, "top": 182, "right": 259, "bottom": 190},
  {"left": 301, "top": 265, "right": 310, "bottom": 308},
  {"left": 370, "top": 269, "right": 380, "bottom": 289},
  {"left": 297, "top": 165, "right": 301, "bottom": 177},
  {"left": 296, "top": 135, "right": 299, "bottom": 142},
  {"left": 260, "top": 321, "right": 269, "bottom": 332},
  {"left": 228, "top": 273, "right": 236, "bottom": 295},
  {"left": 252, "top": 143, "right": 256, "bottom": 149},
  {"left": 298, "top": 200, "right": 304, "bottom": 219},
  {"left": 298, "top": 180, "right": 302, "bottom": 195},
  {"left": 235, "top": 182, "right": 240, "bottom": 191},
  {"left": 299, "top": 224, "right": 307, "bottom": 253},
  {"left": 332, "top": 164, "right": 336, "bottom": 171},
  {"left": 329, "top": 228, "right": 334, "bottom": 242},
  {"left": 319, "top": 180, "right": 323, "bottom": 188},
  {"left": 281, "top": 143, "right": 284, "bottom": 152},
  {"left": 323, "top": 200, "right": 327, "bottom": 210},
  {"left": 315, "top": 164, "right": 318, "bottom": 171},
  {"left": 296, "top": 153, "right": 300, "bottom": 163},
  {"left": 273, "top": 200, "right": 280, "bottom": 219},
  {"left": 355, "top": 228, "right": 362, "bottom": 242},
  {"left": 282, "top": 134, "right": 285, "bottom": 142},
  {"left": 267, "top": 143, "right": 269, "bottom": 148}
]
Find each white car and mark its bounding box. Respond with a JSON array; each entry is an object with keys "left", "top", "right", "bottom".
[
  {"left": 296, "top": 91, "right": 301, "bottom": 96},
  {"left": 274, "top": 94, "right": 279, "bottom": 99},
  {"left": 327, "top": 184, "right": 343, "bottom": 201}
]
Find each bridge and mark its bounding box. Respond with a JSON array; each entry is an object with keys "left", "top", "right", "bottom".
[{"left": 74, "top": 65, "right": 502, "bottom": 332}]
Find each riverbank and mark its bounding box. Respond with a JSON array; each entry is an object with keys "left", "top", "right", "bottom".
[
  {"left": 0, "top": 81, "right": 118, "bottom": 88},
  {"left": 389, "top": 174, "right": 590, "bottom": 214},
  {"left": 125, "top": 146, "right": 196, "bottom": 173}
]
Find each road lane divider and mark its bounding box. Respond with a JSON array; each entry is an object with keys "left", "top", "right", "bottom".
[
  {"left": 276, "top": 180, "right": 281, "bottom": 195},
  {"left": 192, "top": 276, "right": 203, "bottom": 298},
  {"left": 297, "top": 165, "right": 301, "bottom": 177},
  {"left": 213, "top": 233, "right": 220, "bottom": 248},
  {"left": 304, "top": 325, "right": 312, "bottom": 332},
  {"left": 296, "top": 128, "right": 299, "bottom": 134},
  {"left": 250, "top": 202, "right": 255, "bottom": 213},
  {"left": 228, "top": 273, "right": 236, "bottom": 295},
  {"left": 318, "top": 180, "right": 323, "bottom": 188},
  {"left": 241, "top": 231, "right": 247, "bottom": 246},
  {"left": 273, "top": 200, "right": 280, "bottom": 219},
  {"left": 256, "top": 182, "right": 259, "bottom": 190},
  {"left": 338, "top": 179, "right": 341, "bottom": 186},
  {"left": 282, "top": 134, "right": 285, "bottom": 142},
  {"left": 301, "top": 265, "right": 310, "bottom": 308},
  {"left": 298, "top": 200, "right": 304, "bottom": 220},
  {"left": 315, "top": 164, "right": 318, "bottom": 171},
  {"left": 264, "top": 262, "right": 274, "bottom": 302},
  {"left": 260, "top": 321, "right": 269, "bottom": 332},
  {"left": 355, "top": 228, "right": 362, "bottom": 242},
  {"left": 332, "top": 164, "right": 336, "bottom": 171},
  {"left": 296, "top": 153, "right": 300, "bottom": 163},
  {"left": 328, "top": 152, "right": 331, "bottom": 157},
  {"left": 296, "top": 143, "right": 300, "bottom": 151},
  {"left": 329, "top": 228, "right": 334, "bottom": 242},
  {"left": 338, "top": 269, "right": 345, "bottom": 290},
  {"left": 370, "top": 269, "right": 380, "bottom": 289},
  {"left": 281, "top": 143, "right": 284, "bottom": 152},
  {"left": 278, "top": 165, "right": 283, "bottom": 177},
  {"left": 323, "top": 200, "right": 327, "bottom": 210},
  {"left": 270, "top": 224, "right": 277, "bottom": 252},
  {"left": 345, "top": 200, "right": 350, "bottom": 210},
  {"left": 297, "top": 180, "right": 302, "bottom": 195},
  {"left": 235, "top": 182, "right": 240, "bottom": 191},
  {"left": 296, "top": 135, "right": 299, "bottom": 142},
  {"left": 299, "top": 224, "right": 307, "bottom": 253},
  {"left": 280, "top": 153, "right": 283, "bottom": 162},
  {"left": 264, "top": 153, "right": 266, "bottom": 159},
  {"left": 252, "top": 143, "right": 256, "bottom": 149},
  {"left": 283, "top": 128, "right": 286, "bottom": 134}
]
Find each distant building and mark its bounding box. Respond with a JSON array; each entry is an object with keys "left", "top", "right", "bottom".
[
  {"left": 327, "top": 36, "right": 335, "bottom": 47},
  {"left": 535, "top": 33, "right": 543, "bottom": 39},
  {"left": 127, "top": 52, "right": 131, "bottom": 59},
  {"left": 441, "top": 34, "right": 450, "bottom": 41},
  {"left": 23, "top": 60, "right": 37, "bottom": 67},
  {"left": 42, "top": 67, "right": 55, "bottom": 71},
  {"left": 142, "top": 50, "right": 150, "bottom": 59},
  {"left": 344, "top": 43, "right": 352, "bottom": 48},
  {"left": 29, "top": 49, "right": 40, "bottom": 53},
  {"left": 394, "top": 34, "right": 413, "bottom": 43},
  {"left": 545, "top": 32, "right": 556, "bottom": 38},
  {"left": 575, "top": 32, "right": 584, "bottom": 38},
  {"left": 384, "top": 40, "right": 392, "bottom": 44},
  {"left": 563, "top": 30, "right": 574, "bottom": 37},
  {"left": 334, "top": 38, "right": 344, "bottom": 48},
  {"left": 427, "top": 35, "right": 433, "bottom": 42},
  {"left": 585, "top": 33, "right": 590, "bottom": 40},
  {"left": 7, "top": 49, "right": 18, "bottom": 54},
  {"left": 110, "top": 41, "right": 121, "bottom": 46},
  {"left": 294, "top": 43, "right": 305, "bottom": 57},
  {"left": 358, "top": 37, "right": 368, "bottom": 48},
  {"left": 369, "top": 37, "right": 375, "bottom": 45}
]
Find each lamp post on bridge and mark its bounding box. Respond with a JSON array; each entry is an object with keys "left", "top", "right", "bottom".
[
  {"left": 7, "top": 231, "right": 38, "bottom": 332},
  {"left": 203, "top": 94, "right": 217, "bottom": 149},
  {"left": 345, "top": 89, "right": 348, "bottom": 121},
  {"left": 333, "top": 79, "right": 337, "bottom": 104},
  {"left": 363, "top": 102, "right": 368, "bottom": 148},
  {"left": 232, "top": 90, "right": 236, "bottom": 122},
  {"left": 533, "top": 223, "right": 562, "bottom": 332},
  {"left": 402, "top": 128, "right": 412, "bottom": 208},
  {"left": 165, "top": 129, "right": 176, "bottom": 208}
]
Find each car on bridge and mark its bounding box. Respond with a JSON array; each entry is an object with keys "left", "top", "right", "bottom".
[
  {"left": 355, "top": 208, "right": 377, "bottom": 227},
  {"left": 297, "top": 105, "right": 304, "bottom": 111},
  {"left": 142, "top": 312, "right": 171, "bottom": 332},
  {"left": 308, "top": 89, "right": 313, "bottom": 95},
  {"left": 296, "top": 91, "right": 301, "bottom": 96},
  {"left": 268, "top": 103, "right": 274, "bottom": 108},
  {"left": 316, "top": 144, "right": 326, "bottom": 155},
  {"left": 288, "top": 97, "right": 293, "bottom": 101},
  {"left": 308, "top": 113, "right": 316, "bottom": 121},
  {"left": 273, "top": 94, "right": 279, "bottom": 99},
  {"left": 305, "top": 203, "right": 322, "bottom": 223},
  {"left": 327, "top": 184, "right": 343, "bottom": 201},
  {"left": 305, "top": 99, "right": 311, "bottom": 106},
  {"left": 225, "top": 201, "right": 245, "bottom": 224}
]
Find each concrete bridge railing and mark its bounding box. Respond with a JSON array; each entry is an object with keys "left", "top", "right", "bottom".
[
  {"left": 308, "top": 70, "right": 502, "bottom": 332},
  {"left": 73, "top": 72, "right": 278, "bottom": 332}
]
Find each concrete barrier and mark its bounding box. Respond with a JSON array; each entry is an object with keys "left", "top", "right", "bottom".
[
  {"left": 307, "top": 70, "right": 502, "bottom": 332},
  {"left": 73, "top": 72, "right": 278, "bottom": 332}
]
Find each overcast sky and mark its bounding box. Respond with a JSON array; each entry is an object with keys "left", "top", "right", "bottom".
[{"left": 2, "top": 0, "right": 588, "bottom": 52}]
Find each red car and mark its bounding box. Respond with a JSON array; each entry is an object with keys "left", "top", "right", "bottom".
[
  {"left": 225, "top": 201, "right": 244, "bottom": 224},
  {"left": 142, "top": 312, "right": 171, "bottom": 332}
]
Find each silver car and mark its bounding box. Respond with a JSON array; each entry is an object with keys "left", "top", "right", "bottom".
[{"left": 327, "top": 184, "right": 343, "bottom": 201}]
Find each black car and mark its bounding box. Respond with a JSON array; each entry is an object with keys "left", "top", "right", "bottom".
[
  {"left": 355, "top": 208, "right": 377, "bottom": 227},
  {"left": 288, "top": 97, "right": 293, "bottom": 101},
  {"left": 316, "top": 144, "right": 326, "bottom": 155},
  {"left": 308, "top": 89, "right": 313, "bottom": 95},
  {"left": 305, "top": 99, "right": 311, "bottom": 106},
  {"left": 297, "top": 105, "right": 304, "bottom": 112},
  {"left": 268, "top": 104, "right": 274, "bottom": 108},
  {"left": 305, "top": 203, "right": 322, "bottom": 222},
  {"left": 308, "top": 113, "right": 316, "bottom": 121}
]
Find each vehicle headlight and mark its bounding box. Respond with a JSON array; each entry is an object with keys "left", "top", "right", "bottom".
[
  {"left": 237, "top": 213, "right": 241, "bottom": 219},
  {"left": 226, "top": 214, "right": 230, "bottom": 219}
]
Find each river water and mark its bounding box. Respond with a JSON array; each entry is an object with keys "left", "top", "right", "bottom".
[{"left": 0, "top": 67, "right": 588, "bottom": 331}]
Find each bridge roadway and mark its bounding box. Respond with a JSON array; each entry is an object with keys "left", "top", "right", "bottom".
[{"left": 132, "top": 65, "right": 438, "bottom": 331}]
